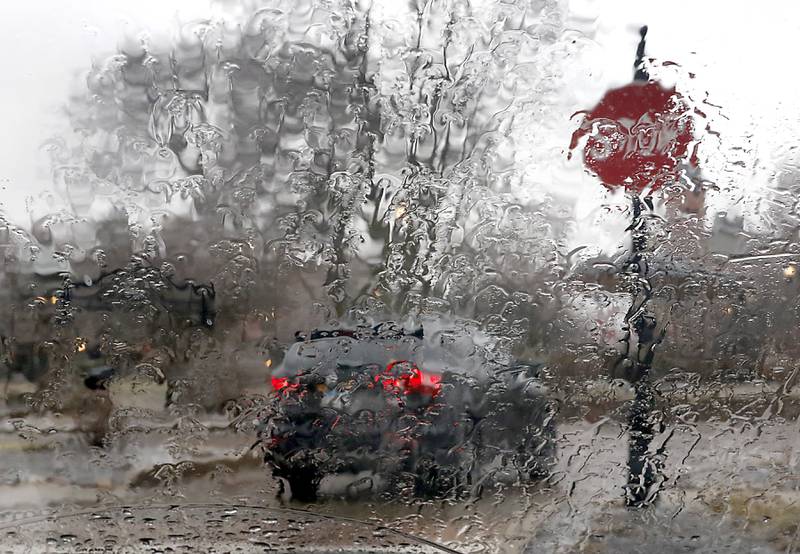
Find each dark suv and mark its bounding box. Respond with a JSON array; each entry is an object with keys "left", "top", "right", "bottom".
[{"left": 261, "top": 319, "right": 556, "bottom": 502}]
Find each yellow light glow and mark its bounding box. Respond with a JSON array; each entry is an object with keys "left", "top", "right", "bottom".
[
  {"left": 264, "top": 359, "right": 272, "bottom": 367},
  {"left": 50, "top": 296, "right": 57, "bottom": 304},
  {"left": 784, "top": 265, "right": 797, "bottom": 278},
  {"left": 75, "top": 338, "right": 87, "bottom": 353}
]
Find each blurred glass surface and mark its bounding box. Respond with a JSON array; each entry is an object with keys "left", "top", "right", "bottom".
[{"left": 1, "top": 1, "right": 800, "bottom": 552}]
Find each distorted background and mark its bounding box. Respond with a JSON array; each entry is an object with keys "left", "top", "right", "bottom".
[{"left": 1, "top": 1, "right": 800, "bottom": 552}]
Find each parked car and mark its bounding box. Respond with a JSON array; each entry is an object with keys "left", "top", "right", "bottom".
[
  {"left": 1, "top": 265, "right": 215, "bottom": 418},
  {"left": 261, "top": 319, "right": 556, "bottom": 501}
]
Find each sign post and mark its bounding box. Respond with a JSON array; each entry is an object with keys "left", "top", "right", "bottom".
[{"left": 569, "top": 26, "right": 697, "bottom": 507}]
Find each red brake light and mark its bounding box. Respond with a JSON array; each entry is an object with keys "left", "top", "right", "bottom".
[
  {"left": 404, "top": 367, "right": 442, "bottom": 395},
  {"left": 383, "top": 361, "right": 441, "bottom": 396},
  {"left": 271, "top": 377, "right": 300, "bottom": 392}
]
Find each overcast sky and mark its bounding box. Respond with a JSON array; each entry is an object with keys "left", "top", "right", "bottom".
[{"left": 0, "top": 0, "right": 798, "bottom": 234}]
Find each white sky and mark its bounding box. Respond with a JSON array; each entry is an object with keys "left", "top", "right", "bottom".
[
  {"left": 0, "top": 0, "right": 798, "bottom": 239},
  {"left": 0, "top": 0, "right": 208, "bottom": 225}
]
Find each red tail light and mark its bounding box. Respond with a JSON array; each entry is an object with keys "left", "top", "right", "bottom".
[
  {"left": 272, "top": 363, "right": 441, "bottom": 396},
  {"left": 383, "top": 361, "right": 442, "bottom": 396},
  {"left": 271, "top": 377, "right": 300, "bottom": 392}
]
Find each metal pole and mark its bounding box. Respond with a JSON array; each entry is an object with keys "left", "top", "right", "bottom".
[
  {"left": 624, "top": 193, "right": 659, "bottom": 507},
  {"left": 623, "top": 27, "right": 662, "bottom": 507}
]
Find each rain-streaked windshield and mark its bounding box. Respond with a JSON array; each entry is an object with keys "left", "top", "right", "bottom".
[{"left": 1, "top": 1, "right": 799, "bottom": 552}]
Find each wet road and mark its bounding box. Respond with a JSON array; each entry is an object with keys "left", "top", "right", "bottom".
[{"left": 1, "top": 404, "right": 797, "bottom": 553}]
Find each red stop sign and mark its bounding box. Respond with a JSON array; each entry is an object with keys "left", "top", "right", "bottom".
[{"left": 569, "top": 81, "right": 697, "bottom": 194}]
